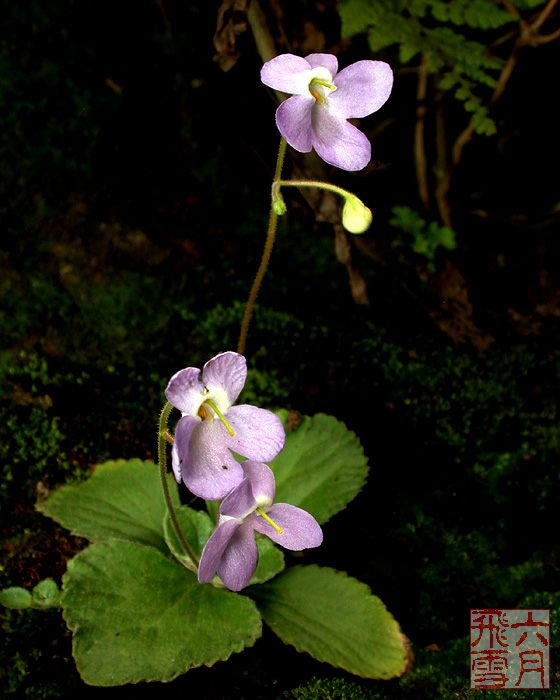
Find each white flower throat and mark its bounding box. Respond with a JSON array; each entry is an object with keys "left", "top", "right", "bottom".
[
  {"left": 198, "top": 400, "right": 235, "bottom": 436},
  {"left": 309, "top": 77, "right": 337, "bottom": 104}
]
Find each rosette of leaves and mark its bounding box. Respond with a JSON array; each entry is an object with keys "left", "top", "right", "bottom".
[{"left": 0, "top": 412, "right": 411, "bottom": 686}]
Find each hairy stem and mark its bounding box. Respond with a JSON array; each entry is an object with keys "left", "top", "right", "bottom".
[
  {"left": 238, "top": 137, "right": 287, "bottom": 355},
  {"left": 278, "top": 179, "right": 355, "bottom": 200},
  {"left": 158, "top": 401, "right": 199, "bottom": 565}
]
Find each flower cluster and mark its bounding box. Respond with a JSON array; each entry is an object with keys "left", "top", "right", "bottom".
[
  {"left": 261, "top": 53, "right": 393, "bottom": 171},
  {"left": 165, "top": 352, "right": 322, "bottom": 590}
]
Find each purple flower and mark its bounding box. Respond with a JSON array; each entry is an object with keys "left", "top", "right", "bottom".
[
  {"left": 198, "top": 460, "right": 323, "bottom": 591},
  {"left": 165, "top": 352, "right": 285, "bottom": 500},
  {"left": 261, "top": 53, "right": 393, "bottom": 171}
]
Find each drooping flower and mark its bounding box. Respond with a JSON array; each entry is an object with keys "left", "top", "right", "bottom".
[
  {"left": 198, "top": 460, "right": 323, "bottom": 591},
  {"left": 165, "top": 352, "right": 285, "bottom": 500},
  {"left": 261, "top": 53, "right": 393, "bottom": 171}
]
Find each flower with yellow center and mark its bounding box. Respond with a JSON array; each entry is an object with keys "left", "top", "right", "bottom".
[
  {"left": 165, "top": 352, "right": 285, "bottom": 500},
  {"left": 261, "top": 53, "right": 393, "bottom": 171},
  {"left": 198, "top": 460, "right": 323, "bottom": 591}
]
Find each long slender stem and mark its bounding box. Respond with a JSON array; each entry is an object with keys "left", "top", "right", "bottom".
[
  {"left": 273, "top": 137, "right": 288, "bottom": 182},
  {"left": 158, "top": 401, "right": 199, "bottom": 565},
  {"left": 238, "top": 138, "right": 287, "bottom": 355},
  {"left": 277, "top": 179, "right": 354, "bottom": 199}
]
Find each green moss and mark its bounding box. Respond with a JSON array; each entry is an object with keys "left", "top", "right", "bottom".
[
  {"left": 280, "top": 676, "right": 395, "bottom": 700},
  {"left": 0, "top": 607, "right": 82, "bottom": 698}
]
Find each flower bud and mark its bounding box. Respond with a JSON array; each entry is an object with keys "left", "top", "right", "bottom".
[
  {"left": 273, "top": 198, "right": 287, "bottom": 215},
  {"left": 342, "top": 196, "right": 372, "bottom": 234}
]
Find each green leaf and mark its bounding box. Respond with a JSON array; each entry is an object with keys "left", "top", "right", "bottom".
[
  {"left": 163, "top": 505, "right": 214, "bottom": 570},
  {"left": 338, "top": 0, "right": 381, "bottom": 38},
  {"left": 390, "top": 206, "right": 457, "bottom": 262},
  {"left": 62, "top": 540, "right": 263, "bottom": 686},
  {"left": 270, "top": 413, "right": 369, "bottom": 525},
  {"left": 249, "top": 565, "right": 409, "bottom": 680},
  {"left": 464, "top": 98, "right": 480, "bottom": 112},
  {"left": 32, "top": 578, "right": 62, "bottom": 608},
  {"left": 438, "top": 226, "right": 458, "bottom": 251},
  {"left": 37, "top": 459, "right": 179, "bottom": 554},
  {"left": 473, "top": 115, "right": 497, "bottom": 135},
  {"left": 412, "top": 234, "right": 431, "bottom": 257},
  {"left": 399, "top": 42, "right": 419, "bottom": 64},
  {"left": 337, "top": 0, "right": 509, "bottom": 123},
  {"left": 251, "top": 535, "right": 285, "bottom": 586},
  {"left": 205, "top": 497, "right": 219, "bottom": 524},
  {"left": 390, "top": 205, "right": 426, "bottom": 235},
  {"left": 0, "top": 586, "right": 33, "bottom": 609}
]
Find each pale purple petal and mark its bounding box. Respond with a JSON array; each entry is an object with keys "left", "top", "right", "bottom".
[
  {"left": 217, "top": 521, "right": 259, "bottom": 591},
  {"left": 171, "top": 415, "right": 199, "bottom": 483},
  {"left": 250, "top": 504, "right": 323, "bottom": 550},
  {"left": 260, "top": 54, "right": 312, "bottom": 93},
  {"left": 226, "top": 405, "right": 285, "bottom": 462},
  {"left": 276, "top": 96, "right": 314, "bottom": 153},
  {"left": 202, "top": 352, "right": 246, "bottom": 407},
  {"left": 311, "top": 106, "right": 371, "bottom": 171},
  {"left": 261, "top": 53, "right": 393, "bottom": 172},
  {"left": 165, "top": 367, "right": 204, "bottom": 415},
  {"left": 305, "top": 53, "right": 338, "bottom": 78},
  {"left": 220, "top": 477, "right": 256, "bottom": 520},
  {"left": 241, "top": 460, "right": 275, "bottom": 506},
  {"left": 330, "top": 60, "right": 393, "bottom": 119},
  {"left": 183, "top": 420, "right": 244, "bottom": 499},
  {"left": 198, "top": 519, "right": 240, "bottom": 584}
]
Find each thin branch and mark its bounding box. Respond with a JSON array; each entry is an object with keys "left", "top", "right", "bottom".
[
  {"left": 434, "top": 99, "right": 453, "bottom": 227},
  {"left": 246, "top": 0, "right": 286, "bottom": 104},
  {"left": 452, "top": 0, "right": 559, "bottom": 167},
  {"left": 532, "top": 0, "right": 559, "bottom": 32},
  {"left": 499, "top": 0, "right": 528, "bottom": 31},
  {"left": 537, "top": 25, "right": 560, "bottom": 43},
  {"left": 414, "top": 56, "right": 431, "bottom": 211},
  {"left": 499, "top": 0, "right": 521, "bottom": 17},
  {"left": 156, "top": 0, "right": 172, "bottom": 30}
]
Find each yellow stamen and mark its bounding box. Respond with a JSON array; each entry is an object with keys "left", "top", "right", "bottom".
[
  {"left": 256, "top": 507, "right": 283, "bottom": 535},
  {"left": 310, "top": 78, "right": 337, "bottom": 91},
  {"left": 310, "top": 90, "right": 324, "bottom": 103},
  {"left": 204, "top": 399, "right": 235, "bottom": 437}
]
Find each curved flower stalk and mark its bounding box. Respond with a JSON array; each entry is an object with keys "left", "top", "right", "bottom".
[
  {"left": 165, "top": 352, "right": 285, "bottom": 500},
  {"left": 198, "top": 460, "right": 323, "bottom": 591},
  {"left": 261, "top": 53, "right": 393, "bottom": 171}
]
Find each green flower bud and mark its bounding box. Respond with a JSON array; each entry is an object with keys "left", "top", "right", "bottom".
[
  {"left": 342, "top": 196, "right": 372, "bottom": 234},
  {"left": 273, "top": 198, "right": 287, "bottom": 215},
  {"left": 271, "top": 183, "right": 287, "bottom": 215}
]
